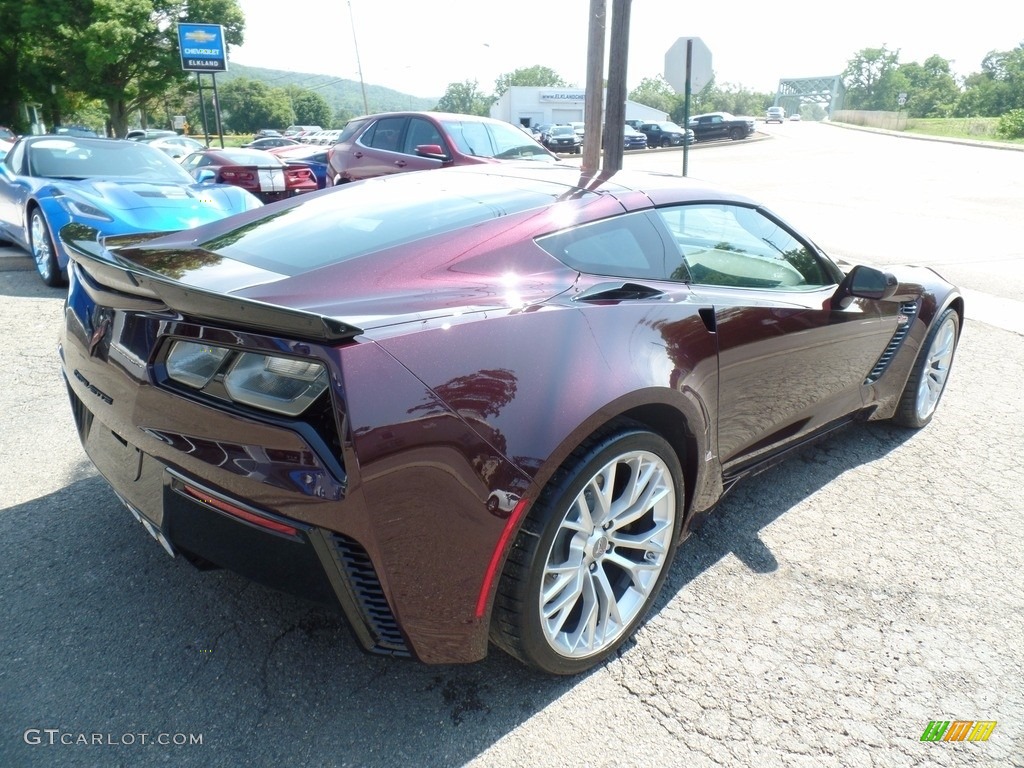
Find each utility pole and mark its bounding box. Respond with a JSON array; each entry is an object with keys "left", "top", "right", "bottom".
[
  {"left": 581, "top": 0, "right": 606, "bottom": 174},
  {"left": 603, "top": 0, "right": 631, "bottom": 172},
  {"left": 348, "top": 1, "right": 369, "bottom": 115}
]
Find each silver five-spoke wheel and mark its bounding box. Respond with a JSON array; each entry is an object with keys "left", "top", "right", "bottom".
[{"left": 491, "top": 424, "right": 684, "bottom": 675}]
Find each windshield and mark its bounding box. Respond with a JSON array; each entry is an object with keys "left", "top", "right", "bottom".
[
  {"left": 441, "top": 119, "right": 554, "bottom": 161},
  {"left": 27, "top": 138, "right": 195, "bottom": 182},
  {"left": 550, "top": 126, "right": 575, "bottom": 137}
]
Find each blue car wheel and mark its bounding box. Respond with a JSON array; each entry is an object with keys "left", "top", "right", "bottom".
[{"left": 30, "top": 208, "right": 64, "bottom": 287}]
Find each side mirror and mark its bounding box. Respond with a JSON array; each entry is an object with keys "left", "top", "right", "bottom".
[
  {"left": 414, "top": 144, "right": 448, "bottom": 161},
  {"left": 196, "top": 168, "right": 217, "bottom": 184},
  {"left": 833, "top": 264, "right": 898, "bottom": 308}
]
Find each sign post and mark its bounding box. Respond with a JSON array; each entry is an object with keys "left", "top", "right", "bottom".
[
  {"left": 177, "top": 23, "right": 228, "bottom": 148},
  {"left": 665, "top": 37, "right": 712, "bottom": 176}
]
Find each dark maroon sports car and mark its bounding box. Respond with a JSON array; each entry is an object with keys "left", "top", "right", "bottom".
[{"left": 58, "top": 165, "right": 962, "bottom": 674}]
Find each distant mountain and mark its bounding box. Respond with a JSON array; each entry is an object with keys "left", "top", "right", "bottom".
[{"left": 221, "top": 62, "right": 437, "bottom": 116}]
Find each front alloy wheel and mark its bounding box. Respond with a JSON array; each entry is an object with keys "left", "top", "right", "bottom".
[
  {"left": 893, "top": 307, "right": 960, "bottom": 428},
  {"left": 491, "top": 424, "right": 684, "bottom": 674},
  {"left": 30, "top": 208, "right": 63, "bottom": 287}
]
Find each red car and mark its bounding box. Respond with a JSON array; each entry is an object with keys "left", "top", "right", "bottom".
[
  {"left": 326, "top": 111, "right": 557, "bottom": 185},
  {"left": 181, "top": 147, "right": 317, "bottom": 203},
  {"left": 59, "top": 164, "right": 961, "bottom": 674}
]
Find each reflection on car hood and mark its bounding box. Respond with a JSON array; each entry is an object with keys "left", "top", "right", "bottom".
[{"left": 61, "top": 178, "right": 256, "bottom": 228}]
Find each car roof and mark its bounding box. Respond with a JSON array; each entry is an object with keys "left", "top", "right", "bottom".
[{"left": 350, "top": 111, "right": 514, "bottom": 125}]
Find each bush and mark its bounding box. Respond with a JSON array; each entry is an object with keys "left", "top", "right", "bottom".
[{"left": 996, "top": 109, "right": 1024, "bottom": 140}]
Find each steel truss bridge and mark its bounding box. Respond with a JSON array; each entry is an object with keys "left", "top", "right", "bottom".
[{"left": 773, "top": 76, "right": 845, "bottom": 119}]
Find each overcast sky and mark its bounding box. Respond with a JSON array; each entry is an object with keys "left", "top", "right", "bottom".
[{"left": 229, "top": 1, "right": 1023, "bottom": 98}]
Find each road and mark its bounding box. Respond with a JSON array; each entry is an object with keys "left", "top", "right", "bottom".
[{"left": 1, "top": 124, "right": 1022, "bottom": 767}]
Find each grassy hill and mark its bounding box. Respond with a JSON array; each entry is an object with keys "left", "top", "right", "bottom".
[{"left": 221, "top": 63, "right": 437, "bottom": 116}]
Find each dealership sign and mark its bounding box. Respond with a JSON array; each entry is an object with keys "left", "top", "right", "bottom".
[
  {"left": 177, "top": 23, "right": 227, "bottom": 72},
  {"left": 540, "top": 91, "right": 585, "bottom": 103}
]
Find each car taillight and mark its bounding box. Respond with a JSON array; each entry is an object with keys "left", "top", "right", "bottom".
[
  {"left": 165, "top": 340, "right": 329, "bottom": 417},
  {"left": 219, "top": 166, "right": 257, "bottom": 189},
  {"left": 285, "top": 167, "right": 314, "bottom": 186}
]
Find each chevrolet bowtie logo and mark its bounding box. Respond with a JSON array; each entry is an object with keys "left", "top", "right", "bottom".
[{"left": 184, "top": 30, "right": 217, "bottom": 43}]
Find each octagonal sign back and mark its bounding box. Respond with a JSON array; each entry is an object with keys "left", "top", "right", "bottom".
[{"left": 665, "top": 37, "right": 712, "bottom": 94}]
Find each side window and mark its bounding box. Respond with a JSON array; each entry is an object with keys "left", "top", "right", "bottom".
[
  {"left": 536, "top": 211, "right": 666, "bottom": 280},
  {"left": 337, "top": 119, "right": 367, "bottom": 143},
  {"left": 655, "top": 204, "right": 832, "bottom": 290},
  {"left": 6, "top": 142, "right": 25, "bottom": 174},
  {"left": 403, "top": 118, "right": 444, "bottom": 154},
  {"left": 362, "top": 117, "right": 406, "bottom": 152}
]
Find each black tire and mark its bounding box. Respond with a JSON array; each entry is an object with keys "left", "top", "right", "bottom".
[
  {"left": 892, "top": 307, "right": 960, "bottom": 428},
  {"left": 660, "top": 137, "right": 670, "bottom": 148},
  {"left": 490, "top": 422, "right": 684, "bottom": 675},
  {"left": 730, "top": 127, "right": 744, "bottom": 140},
  {"left": 30, "top": 208, "right": 64, "bottom": 287}
]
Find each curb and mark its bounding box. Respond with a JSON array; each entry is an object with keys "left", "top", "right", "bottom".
[{"left": 821, "top": 120, "right": 1024, "bottom": 152}]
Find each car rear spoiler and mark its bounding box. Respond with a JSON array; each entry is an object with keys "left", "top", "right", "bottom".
[{"left": 59, "top": 223, "right": 363, "bottom": 343}]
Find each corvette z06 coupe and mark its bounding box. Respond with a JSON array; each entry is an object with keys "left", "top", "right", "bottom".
[
  {"left": 58, "top": 165, "right": 962, "bottom": 674},
  {"left": 0, "top": 136, "right": 262, "bottom": 286}
]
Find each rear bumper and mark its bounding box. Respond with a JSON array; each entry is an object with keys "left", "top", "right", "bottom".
[{"left": 65, "top": 377, "right": 411, "bottom": 656}]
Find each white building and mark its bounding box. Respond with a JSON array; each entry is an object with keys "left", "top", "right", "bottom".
[{"left": 490, "top": 86, "right": 668, "bottom": 129}]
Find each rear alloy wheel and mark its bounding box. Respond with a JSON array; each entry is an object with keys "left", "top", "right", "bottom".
[
  {"left": 30, "top": 208, "right": 64, "bottom": 287},
  {"left": 491, "top": 425, "right": 684, "bottom": 674},
  {"left": 892, "top": 307, "right": 960, "bottom": 428}
]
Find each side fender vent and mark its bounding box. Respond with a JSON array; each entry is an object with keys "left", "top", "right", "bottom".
[
  {"left": 864, "top": 302, "right": 918, "bottom": 384},
  {"left": 328, "top": 533, "right": 409, "bottom": 655}
]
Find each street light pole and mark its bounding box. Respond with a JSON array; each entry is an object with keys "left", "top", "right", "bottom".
[{"left": 348, "top": 1, "right": 369, "bottom": 115}]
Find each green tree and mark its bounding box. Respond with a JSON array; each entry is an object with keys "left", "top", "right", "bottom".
[
  {"left": 628, "top": 76, "right": 679, "bottom": 114},
  {"left": 0, "top": 1, "right": 32, "bottom": 131},
  {"left": 334, "top": 106, "right": 356, "bottom": 127},
  {"left": 493, "top": 65, "right": 567, "bottom": 98},
  {"left": 290, "top": 88, "right": 333, "bottom": 127},
  {"left": 22, "top": 0, "right": 245, "bottom": 137},
  {"left": 843, "top": 46, "right": 904, "bottom": 110},
  {"left": 435, "top": 80, "right": 491, "bottom": 116},
  {"left": 956, "top": 44, "right": 1024, "bottom": 116},
  {"left": 218, "top": 78, "right": 293, "bottom": 133},
  {"left": 896, "top": 55, "right": 960, "bottom": 117}
]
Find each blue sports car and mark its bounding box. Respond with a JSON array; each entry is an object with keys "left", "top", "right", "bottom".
[{"left": 0, "top": 135, "right": 263, "bottom": 286}]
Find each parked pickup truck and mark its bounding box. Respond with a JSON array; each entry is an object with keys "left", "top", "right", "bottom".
[{"left": 688, "top": 112, "right": 756, "bottom": 141}]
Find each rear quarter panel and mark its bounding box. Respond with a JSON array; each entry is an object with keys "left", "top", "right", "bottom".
[{"left": 337, "top": 299, "right": 720, "bottom": 660}]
